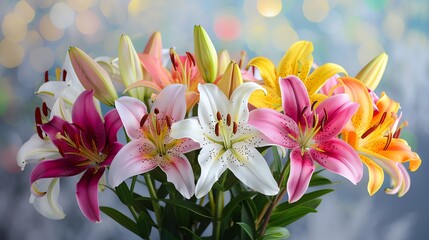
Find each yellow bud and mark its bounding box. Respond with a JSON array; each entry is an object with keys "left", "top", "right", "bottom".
[
  {"left": 217, "top": 50, "right": 231, "bottom": 76},
  {"left": 68, "top": 47, "right": 118, "bottom": 106},
  {"left": 118, "top": 34, "right": 145, "bottom": 100},
  {"left": 217, "top": 61, "right": 243, "bottom": 98},
  {"left": 194, "top": 25, "right": 218, "bottom": 83},
  {"left": 355, "top": 52, "right": 388, "bottom": 90}
]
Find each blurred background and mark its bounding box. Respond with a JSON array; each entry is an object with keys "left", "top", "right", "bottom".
[{"left": 0, "top": 0, "right": 428, "bottom": 239}]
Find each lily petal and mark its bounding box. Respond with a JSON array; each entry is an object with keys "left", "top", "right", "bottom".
[
  {"left": 30, "top": 158, "right": 87, "bottom": 185},
  {"left": 310, "top": 138, "right": 363, "bottom": 184},
  {"left": 115, "top": 96, "right": 147, "bottom": 140},
  {"left": 76, "top": 167, "right": 105, "bottom": 222},
  {"left": 195, "top": 144, "right": 227, "bottom": 198},
  {"left": 279, "top": 76, "right": 311, "bottom": 124},
  {"left": 246, "top": 57, "right": 277, "bottom": 91},
  {"left": 355, "top": 53, "right": 388, "bottom": 91},
  {"left": 17, "top": 134, "right": 60, "bottom": 170},
  {"left": 108, "top": 139, "right": 157, "bottom": 187},
  {"left": 314, "top": 93, "right": 358, "bottom": 141},
  {"left": 230, "top": 82, "right": 265, "bottom": 124},
  {"left": 30, "top": 178, "right": 65, "bottom": 219},
  {"left": 305, "top": 63, "right": 347, "bottom": 96},
  {"left": 361, "top": 155, "right": 384, "bottom": 196},
  {"left": 36, "top": 81, "right": 69, "bottom": 108},
  {"left": 152, "top": 84, "right": 186, "bottom": 121},
  {"left": 171, "top": 118, "right": 204, "bottom": 144},
  {"left": 277, "top": 41, "right": 313, "bottom": 81},
  {"left": 104, "top": 109, "right": 123, "bottom": 144},
  {"left": 287, "top": 148, "right": 315, "bottom": 203},
  {"left": 159, "top": 153, "right": 195, "bottom": 199},
  {"left": 248, "top": 108, "right": 299, "bottom": 148},
  {"left": 228, "top": 143, "right": 279, "bottom": 195}
]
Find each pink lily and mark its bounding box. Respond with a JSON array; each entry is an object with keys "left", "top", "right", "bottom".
[
  {"left": 30, "top": 90, "right": 123, "bottom": 222},
  {"left": 108, "top": 84, "right": 199, "bottom": 199},
  {"left": 249, "top": 76, "right": 363, "bottom": 202}
]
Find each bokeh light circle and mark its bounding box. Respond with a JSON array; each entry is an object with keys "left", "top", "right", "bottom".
[
  {"left": 214, "top": 14, "right": 241, "bottom": 41},
  {"left": 257, "top": 0, "right": 282, "bottom": 17},
  {"left": 0, "top": 39, "right": 24, "bottom": 68},
  {"left": 39, "top": 15, "right": 64, "bottom": 41},
  {"left": 303, "top": 0, "right": 330, "bottom": 22},
  {"left": 50, "top": 2, "right": 76, "bottom": 29},
  {"left": 76, "top": 11, "right": 101, "bottom": 35},
  {"left": 2, "top": 12, "right": 27, "bottom": 42}
]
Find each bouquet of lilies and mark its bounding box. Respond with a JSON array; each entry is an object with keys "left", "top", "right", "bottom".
[{"left": 17, "top": 25, "right": 421, "bottom": 240}]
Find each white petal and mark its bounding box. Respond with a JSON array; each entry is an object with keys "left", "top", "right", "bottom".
[
  {"left": 50, "top": 98, "right": 72, "bottom": 121},
  {"left": 227, "top": 143, "right": 279, "bottom": 195},
  {"left": 36, "top": 81, "right": 69, "bottom": 108},
  {"left": 197, "top": 83, "right": 231, "bottom": 134},
  {"left": 232, "top": 125, "right": 273, "bottom": 148},
  {"left": 17, "top": 134, "right": 60, "bottom": 170},
  {"left": 115, "top": 96, "right": 148, "bottom": 140},
  {"left": 30, "top": 178, "right": 65, "bottom": 220},
  {"left": 171, "top": 118, "right": 204, "bottom": 144},
  {"left": 230, "top": 82, "right": 266, "bottom": 124},
  {"left": 195, "top": 144, "right": 227, "bottom": 198}
]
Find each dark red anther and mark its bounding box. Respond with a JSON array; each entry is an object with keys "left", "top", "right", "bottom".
[
  {"left": 42, "top": 102, "right": 49, "bottom": 117},
  {"left": 215, "top": 123, "right": 220, "bottom": 136},
  {"left": 186, "top": 52, "right": 195, "bottom": 66},
  {"left": 36, "top": 126, "right": 44, "bottom": 139},
  {"left": 44, "top": 71, "right": 49, "bottom": 82},
  {"left": 226, "top": 114, "right": 231, "bottom": 126},
  {"left": 140, "top": 114, "right": 149, "bottom": 127},
  {"left": 384, "top": 132, "right": 393, "bottom": 151},
  {"left": 216, "top": 111, "right": 222, "bottom": 121},
  {"left": 35, "top": 107, "right": 42, "bottom": 125},
  {"left": 154, "top": 108, "right": 160, "bottom": 114},
  {"left": 393, "top": 128, "right": 402, "bottom": 138},
  {"left": 311, "top": 101, "right": 318, "bottom": 111},
  {"left": 379, "top": 112, "right": 387, "bottom": 125},
  {"left": 62, "top": 70, "right": 67, "bottom": 81},
  {"left": 301, "top": 106, "right": 308, "bottom": 117},
  {"left": 233, "top": 122, "right": 238, "bottom": 134},
  {"left": 361, "top": 125, "right": 377, "bottom": 139},
  {"left": 312, "top": 114, "right": 316, "bottom": 128},
  {"left": 165, "top": 116, "right": 172, "bottom": 129},
  {"left": 170, "top": 51, "right": 177, "bottom": 71}
]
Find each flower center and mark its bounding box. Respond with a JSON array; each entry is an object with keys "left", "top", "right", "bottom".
[{"left": 294, "top": 106, "right": 328, "bottom": 154}]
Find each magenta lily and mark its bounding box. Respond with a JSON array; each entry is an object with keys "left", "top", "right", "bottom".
[
  {"left": 249, "top": 76, "right": 363, "bottom": 203},
  {"left": 108, "top": 84, "right": 199, "bottom": 199},
  {"left": 30, "top": 90, "right": 123, "bottom": 222}
]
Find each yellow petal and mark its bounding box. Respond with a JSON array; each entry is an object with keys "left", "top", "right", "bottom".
[
  {"left": 338, "top": 77, "right": 373, "bottom": 136},
  {"left": 249, "top": 85, "right": 282, "bottom": 111},
  {"left": 361, "top": 155, "right": 384, "bottom": 196},
  {"left": 306, "top": 63, "right": 347, "bottom": 96},
  {"left": 355, "top": 53, "right": 388, "bottom": 91},
  {"left": 247, "top": 56, "right": 278, "bottom": 90},
  {"left": 217, "top": 61, "right": 243, "bottom": 98},
  {"left": 277, "top": 41, "right": 313, "bottom": 81},
  {"left": 363, "top": 138, "right": 421, "bottom": 165}
]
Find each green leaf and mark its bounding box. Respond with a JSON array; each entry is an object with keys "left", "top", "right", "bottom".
[
  {"left": 309, "top": 170, "right": 334, "bottom": 187},
  {"left": 179, "top": 227, "right": 203, "bottom": 240},
  {"left": 222, "top": 191, "right": 257, "bottom": 221},
  {"left": 100, "top": 206, "right": 140, "bottom": 237},
  {"left": 161, "top": 199, "right": 213, "bottom": 219},
  {"left": 115, "top": 182, "right": 133, "bottom": 206},
  {"left": 274, "top": 189, "right": 333, "bottom": 212},
  {"left": 270, "top": 147, "right": 283, "bottom": 180},
  {"left": 269, "top": 205, "right": 318, "bottom": 227},
  {"left": 262, "top": 227, "right": 290, "bottom": 239},
  {"left": 237, "top": 222, "right": 254, "bottom": 240},
  {"left": 137, "top": 210, "right": 153, "bottom": 239},
  {"left": 160, "top": 227, "right": 178, "bottom": 240}
]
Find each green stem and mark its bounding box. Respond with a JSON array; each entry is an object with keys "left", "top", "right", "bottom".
[
  {"left": 130, "top": 176, "right": 137, "bottom": 193},
  {"left": 213, "top": 172, "right": 227, "bottom": 240},
  {"left": 144, "top": 173, "right": 162, "bottom": 227}
]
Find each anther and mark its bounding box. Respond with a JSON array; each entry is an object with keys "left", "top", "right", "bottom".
[
  {"left": 36, "top": 126, "right": 44, "bottom": 139},
  {"left": 384, "top": 131, "right": 393, "bottom": 151},
  {"left": 379, "top": 112, "right": 387, "bottom": 125},
  {"left": 154, "top": 108, "right": 160, "bottom": 114},
  {"left": 62, "top": 70, "right": 67, "bottom": 82},
  {"left": 186, "top": 52, "right": 195, "bottom": 66},
  {"left": 170, "top": 51, "right": 177, "bottom": 71},
  {"left": 233, "top": 122, "right": 238, "bottom": 134},
  {"left": 226, "top": 114, "right": 231, "bottom": 126},
  {"left": 165, "top": 116, "right": 172, "bottom": 129},
  {"left": 301, "top": 106, "right": 308, "bottom": 116},
  {"left": 140, "top": 114, "right": 149, "bottom": 127},
  {"left": 312, "top": 114, "right": 316, "bottom": 128},
  {"left": 44, "top": 71, "right": 49, "bottom": 82},
  {"left": 216, "top": 111, "right": 222, "bottom": 121},
  {"left": 35, "top": 107, "right": 42, "bottom": 125},
  {"left": 311, "top": 101, "right": 318, "bottom": 111},
  {"left": 156, "top": 119, "right": 161, "bottom": 135},
  {"left": 42, "top": 102, "right": 49, "bottom": 117},
  {"left": 215, "top": 123, "right": 220, "bottom": 136}
]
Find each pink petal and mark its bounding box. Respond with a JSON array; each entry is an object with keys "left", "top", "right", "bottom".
[
  {"left": 139, "top": 53, "right": 171, "bottom": 87},
  {"left": 159, "top": 153, "right": 195, "bottom": 199},
  {"left": 287, "top": 148, "right": 315, "bottom": 203},
  {"left": 108, "top": 139, "right": 157, "bottom": 187},
  {"left": 310, "top": 138, "right": 363, "bottom": 184},
  {"left": 72, "top": 90, "right": 106, "bottom": 151},
  {"left": 248, "top": 108, "right": 299, "bottom": 148},
  {"left": 30, "top": 158, "right": 87, "bottom": 185},
  {"left": 76, "top": 167, "right": 105, "bottom": 222},
  {"left": 279, "top": 76, "right": 311, "bottom": 124},
  {"left": 314, "top": 94, "right": 358, "bottom": 141},
  {"left": 115, "top": 96, "right": 147, "bottom": 140},
  {"left": 152, "top": 84, "right": 186, "bottom": 122},
  {"left": 104, "top": 109, "right": 123, "bottom": 143}
]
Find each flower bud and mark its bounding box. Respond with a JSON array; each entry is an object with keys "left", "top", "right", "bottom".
[
  {"left": 143, "top": 31, "right": 163, "bottom": 63},
  {"left": 355, "top": 52, "right": 388, "bottom": 90},
  {"left": 68, "top": 47, "right": 118, "bottom": 106},
  {"left": 217, "top": 61, "right": 243, "bottom": 98},
  {"left": 194, "top": 25, "right": 218, "bottom": 83},
  {"left": 217, "top": 50, "right": 231, "bottom": 76},
  {"left": 118, "top": 34, "right": 145, "bottom": 100}
]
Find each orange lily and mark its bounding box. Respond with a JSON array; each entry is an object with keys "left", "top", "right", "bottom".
[
  {"left": 246, "top": 41, "right": 347, "bottom": 111},
  {"left": 338, "top": 77, "right": 421, "bottom": 196}
]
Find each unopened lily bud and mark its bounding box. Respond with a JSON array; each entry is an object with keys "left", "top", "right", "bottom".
[
  {"left": 144, "top": 32, "right": 163, "bottom": 62},
  {"left": 217, "top": 61, "right": 243, "bottom": 98},
  {"left": 119, "top": 34, "right": 145, "bottom": 100},
  {"left": 69, "top": 47, "right": 118, "bottom": 106},
  {"left": 356, "top": 53, "right": 388, "bottom": 90},
  {"left": 217, "top": 50, "right": 231, "bottom": 76},
  {"left": 194, "top": 25, "right": 218, "bottom": 83}
]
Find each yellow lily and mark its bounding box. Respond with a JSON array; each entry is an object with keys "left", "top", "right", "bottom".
[
  {"left": 339, "top": 77, "right": 421, "bottom": 196},
  {"left": 246, "top": 41, "right": 347, "bottom": 111}
]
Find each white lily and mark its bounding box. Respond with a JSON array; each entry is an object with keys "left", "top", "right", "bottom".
[{"left": 171, "top": 82, "right": 279, "bottom": 198}]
